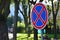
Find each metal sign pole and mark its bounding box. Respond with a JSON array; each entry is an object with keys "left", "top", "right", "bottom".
[{"left": 41, "top": 29, "right": 44, "bottom": 40}]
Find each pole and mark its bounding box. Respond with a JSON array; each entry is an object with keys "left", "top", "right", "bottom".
[
  {"left": 41, "top": 29, "right": 44, "bottom": 40},
  {"left": 34, "top": 28, "right": 38, "bottom": 40}
]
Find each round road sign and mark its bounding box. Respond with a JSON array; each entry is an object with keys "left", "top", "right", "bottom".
[{"left": 31, "top": 3, "right": 48, "bottom": 29}]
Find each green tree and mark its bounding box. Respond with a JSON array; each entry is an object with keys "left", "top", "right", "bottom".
[
  {"left": 51, "top": 0, "right": 60, "bottom": 39},
  {"left": 7, "top": 16, "right": 22, "bottom": 28}
]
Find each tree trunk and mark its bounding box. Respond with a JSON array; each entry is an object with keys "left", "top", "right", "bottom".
[
  {"left": 51, "top": 0, "right": 57, "bottom": 39},
  {"left": 13, "top": 0, "right": 19, "bottom": 40},
  {"left": 22, "top": 0, "right": 29, "bottom": 33},
  {"left": 45, "top": 25, "right": 48, "bottom": 33},
  {"left": 53, "top": 14, "right": 57, "bottom": 39},
  {"left": 0, "top": 15, "right": 8, "bottom": 40},
  {"left": 24, "top": 16, "right": 28, "bottom": 33},
  {"left": 0, "top": 0, "right": 10, "bottom": 40}
]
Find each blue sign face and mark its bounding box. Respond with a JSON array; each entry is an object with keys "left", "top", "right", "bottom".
[{"left": 31, "top": 3, "right": 48, "bottom": 29}]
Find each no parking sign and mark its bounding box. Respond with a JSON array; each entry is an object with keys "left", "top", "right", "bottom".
[{"left": 31, "top": 3, "right": 48, "bottom": 29}]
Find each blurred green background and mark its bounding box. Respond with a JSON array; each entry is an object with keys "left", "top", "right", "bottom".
[{"left": 0, "top": 0, "right": 60, "bottom": 40}]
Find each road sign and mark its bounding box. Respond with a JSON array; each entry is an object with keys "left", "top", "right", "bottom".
[{"left": 31, "top": 3, "right": 48, "bottom": 29}]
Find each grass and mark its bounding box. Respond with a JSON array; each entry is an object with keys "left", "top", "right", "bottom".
[
  {"left": 16, "top": 33, "right": 60, "bottom": 40},
  {"left": 47, "top": 34, "right": 60, "bottom": 39}
]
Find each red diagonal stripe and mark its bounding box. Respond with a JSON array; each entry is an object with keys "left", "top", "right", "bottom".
[{"left": 39, "top": 7, "right": 45, "bottom": 24}]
